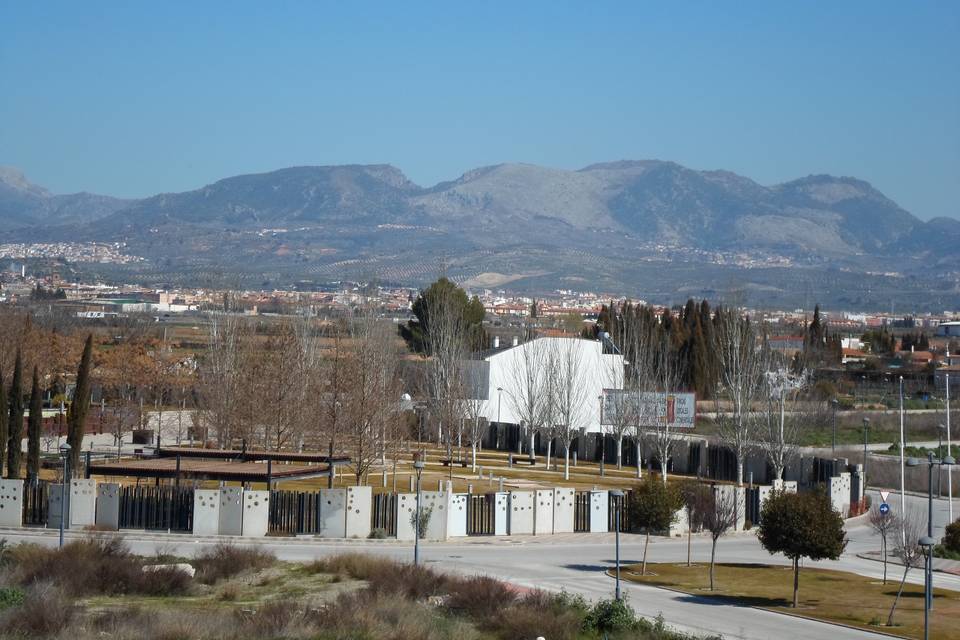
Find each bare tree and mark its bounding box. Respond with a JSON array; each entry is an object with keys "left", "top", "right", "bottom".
[
  {"left": 551, "top": 339, "right": 591, "bottom": 480},
  {"left": 197, "top": 311, "right": 251, "bottom": 447},
  {"left": 887, "top": 508, "right": 926, "bottom": 626},
  {"left": 869, "top": 504, "right": 899, "bottom": 585},
  {"left": 342, "top": 314, "right": 402, "bottom": 486},
  {"left": 425, "top": 283, "right": 469, "bottom": 465},
  {"left": 714, "top": 310, "right": 765, "bottom": 486},
  {"left": 705, "top": 486, "right": 738, "bottom": 590},
  {"left": 760, "top": 365, "right": 808, "bottom": 481},
  {"left": 648, "top": 333, "right": 686, "bottom": 485},
  {"left": 505, "top": 336, "right": 547, "bottom": 460}
]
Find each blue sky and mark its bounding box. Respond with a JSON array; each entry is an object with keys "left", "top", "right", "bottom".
[{"left": 1, "top": 2, "right": 957, "bottom": 219}]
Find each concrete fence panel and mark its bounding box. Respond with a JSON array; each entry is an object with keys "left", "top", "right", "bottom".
[
  {"left": 192, "top": 490, "right": 220, "bottom": 536},
  {"left": 508, "top": 490, "right": 534, "bottom": 535},
  {"left": 95, "top": 483, "right": 120, "bottom": 531}
]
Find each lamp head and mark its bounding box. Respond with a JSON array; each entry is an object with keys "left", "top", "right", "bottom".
[
  {"left": 943, "top": 456, "right": 957, "bottom": 466},
  {"left": 413, "top": 460, "right": 425, "bottom": 471},
  {"left": 59, "top": 442, "right": 71, "bottom": 455},
  {"left": 919, "top": 536, "right": 936, "bottom": 547},
  {"left": 906, "top": 457, "right": 921, "bottom": 467},
  {"left": 609, "top": 489, "right": 625, "bottom": 498},
  {"left": 862, "top": 417, "right": 870, "bottom": 425}
]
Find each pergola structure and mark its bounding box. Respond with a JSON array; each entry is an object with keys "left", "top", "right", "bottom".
[{"left": 86, "top": 446, "right": 350, "bottom": 486}]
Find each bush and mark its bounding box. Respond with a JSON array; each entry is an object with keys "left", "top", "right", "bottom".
[
  {"left": 943, "top": 519, "right": 960, "bottom": 554},
  {"left": 584, "top": 596, "right": 636, "bottom": 632},
  {"left": 8, "top": 536, "right": 191, "bottom": 597},
  {"left": 193, "top": 543, "right": 275, "bottom": 585},
  {"left": 368, "top": 527, "right": 389, "bottom": 539},
  {"left": 0, "top": 587, "right": 23, "bottom": 610},
  {"left": 0, "top": 582, "right": 75, "bottom": 637},
  {"left": 445, "top": 575, "right": 518, "bottom": 619}
]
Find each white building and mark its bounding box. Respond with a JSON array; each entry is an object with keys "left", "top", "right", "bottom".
[
  {"left": 466, "top": 336, "right": 624, "bottom": 434},
  {"left": 937, "top": 321, "right": 960, "bottom": 338}
]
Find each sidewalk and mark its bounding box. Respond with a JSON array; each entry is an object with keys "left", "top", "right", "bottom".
[{"left": 857, "top": 549, "right": 960, "bottom": 576}]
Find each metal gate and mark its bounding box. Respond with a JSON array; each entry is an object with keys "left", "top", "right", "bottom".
[
  {"left": 118, "top": 485, "right": 193, "bottom": 532},
  {"left": 22, "top": 481, "right": 48, "bottom": 526},
  {"left": 608, "top": 490, "right": 631, "bottom": 532},
  {"left": 466, "top": 494, "right": 495, "bottom": 535},
  {"left": 574, "top": 491, "right": 590, "bottom": 532},
  {"left": 371, "top": 493, "right": 397, "bottom": 537},
  {"left": 269, "top": 490, "right": 322, "bottom": 535}
]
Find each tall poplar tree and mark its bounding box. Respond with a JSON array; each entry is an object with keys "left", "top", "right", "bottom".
[
  {"left": 7, "top": 350, "right": 24, "bottom": 478},
  {"left": 67, "top": 335, "right": 93, "bottom": 476},
  {"left": 27, "top": 366, "right": 42, "bottom": 484}
]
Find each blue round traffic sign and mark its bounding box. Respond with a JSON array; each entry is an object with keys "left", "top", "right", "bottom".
[{"left": 879, "top": 503, "right": 890, "bottom": 515}]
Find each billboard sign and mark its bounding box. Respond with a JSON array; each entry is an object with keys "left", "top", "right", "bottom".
[{"left": 601, "top": 390, "right": 696, "bottom": 429}]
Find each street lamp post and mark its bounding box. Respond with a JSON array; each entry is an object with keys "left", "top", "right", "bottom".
[
  {"left": 610, "top": 489, "right": 624, "bottom": 600},
  {"left": 862, "top": 417, "right": 870, "bottom": 487},
  {"left": 413, "top": 455, "right": 425, "bottom": 566},
  {"left": 58, "top": 442, "right": 71, "bottom": 548},
  {"left": 907, "top": 451, "right": 955, "bottom": 640}
]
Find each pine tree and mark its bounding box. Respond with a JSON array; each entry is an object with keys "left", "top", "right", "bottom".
[
  {"left": 0, "top": 368, "right": 6, "bottom": 477},
  {"left": 67, "top": 335, "right": 94, "bottom": 476},
  {"left": 7, "top": 350, "right": 23, "bottom": 479},
  {"left": 27, "top": 366, "right": 42, "bottom": 484}
]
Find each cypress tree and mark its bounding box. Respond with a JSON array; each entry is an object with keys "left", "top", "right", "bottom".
[
  {"left": 67, "top": 335, "right": 94, "bottom": 476},
  {"left": 0, "top": 368, "right": 6, "bottom": 477},
  {"left": 27, "top": 366, "right": 42, "bottom": 484},
  {"left": 7, "top": 350, "right": 23, "bottom": 479}
]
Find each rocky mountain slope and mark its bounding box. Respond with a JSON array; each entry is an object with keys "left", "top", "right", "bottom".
[{"left": 1, "top": 161, "right": 956, "bottom": 308}]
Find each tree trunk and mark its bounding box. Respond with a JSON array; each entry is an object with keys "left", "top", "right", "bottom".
[
  {"left": 642, "top": 531, "right": 650, "bottom": 575},
  {"left": 546, "top": 439, "right": 552, "bottom": 470},
  {"left": 617, "top": 436, "right": 623, "bottom": 469},
  {"left": 687, "top": 518, "right": 692, "bottom": 567},
  {"left": 881, "top": 536, "right": 887, "bottom": 584},
  {"left": 792, "top": 556, "right": 800, "bottom": 608},
  {"left": 528, "top": 431, "right": 536, "bottom": 461},
  {"left": 471, "top": 443, "right": 477, "bottom": 471},
  {"left": 636, "top": 439, "right": 642, "bottom": 479},
  {"left": 564, "top": 446, "right": 570, "bottom": 480},
  {"left": 736, "top": 459, "right": 744, "bottom": 487},
  {"left": 710, "top": 538, "right": 717, "bottom": 590},
  {"left": 887, "top": 563, "right": 912, "bottom": 626}
]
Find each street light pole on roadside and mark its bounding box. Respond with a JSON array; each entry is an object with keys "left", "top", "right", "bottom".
[
  {"left": 413, "top": 454, "right": 425, "bottom": 566},
  {"left": 908, "top": 451, "right": 955, "bottom": 640},
  {"left": 58, "top": 442, "right": 71, "bottom": 548},
  {"left": 610, "top": 489, "right": 624, "bottom": 600}
]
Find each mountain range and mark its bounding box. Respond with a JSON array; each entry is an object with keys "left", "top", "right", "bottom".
[{"left": 2, "top": 161, "right": 958, "bottom": 310}]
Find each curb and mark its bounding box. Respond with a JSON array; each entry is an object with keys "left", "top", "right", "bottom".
[{"left": 607, "top": 569, "right": 911, "bottom": 640}]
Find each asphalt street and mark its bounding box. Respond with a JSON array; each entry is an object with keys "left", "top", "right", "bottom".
[{"left": 0, "top": 489, "right": 954, "bottom": 640}]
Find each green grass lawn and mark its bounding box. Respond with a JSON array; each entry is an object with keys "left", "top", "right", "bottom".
[{"left": 620, "top": 562, "right": 958, "bottom": 640}]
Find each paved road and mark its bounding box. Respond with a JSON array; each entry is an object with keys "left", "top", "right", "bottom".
[{"left": 1, "top": 490, "right": 954, "bottom": 640}]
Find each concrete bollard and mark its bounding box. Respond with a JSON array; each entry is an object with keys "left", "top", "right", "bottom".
[
  {"left": 382, "top": 470, "right": 388, "bottom": 487},
  {"left": 468, "top": 483, "right": 473, "bottom": 494},
  {"left": 498, "top": 477, "right": 504, "bottom": 492},
  {"left": 409, "top": 475, "right": 415, "bottom": 492},
  {"left": 508, "top": 454, "right": 514, "bottom": 468},
  {"left": 573, "top": 451, "right": 577, "bottom": 467},
  {"left": 438, "top": 480, "right": 444, "bottom": 491}
]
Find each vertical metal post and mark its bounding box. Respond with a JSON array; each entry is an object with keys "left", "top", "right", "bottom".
[
  {"left": 831, "top": 399, "right": 838, "bottom": 455},
  {"left": 59, "top": 449, "right": 70, "bottom": 548},
  {"left": 862, "top": 418, "right": 870, "bottom": 488},
  {"left": 927, "top": 453, "right": 934, "bottom": 613},
  {"left": 413, "top": 457, "right": 424, "bottom": 566},
  {"left": 947, "top": 375, "right": 953, "bottom": 522},
  {"left": 615, "top": 508, "right": 621, "bottom": 600}
]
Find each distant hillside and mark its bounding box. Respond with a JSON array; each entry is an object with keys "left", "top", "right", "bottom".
[
  {"left": 1, "top": 160, "right": 957, "bottom": 310},
  {"left": 0, "top": 166, "right": 131, "bottom": 227}
]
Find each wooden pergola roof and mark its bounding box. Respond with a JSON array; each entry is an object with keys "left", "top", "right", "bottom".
[
  {"left": 156, "top": 446, "right": 350, "bottom": 466},
  {"left": 88, "top": 457, "right": 332, "bottom": 483}
]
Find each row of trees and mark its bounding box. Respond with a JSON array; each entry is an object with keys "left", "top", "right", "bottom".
[
  {"left": 197, "top": 309, "right": 409, "bottom": 485},
  {"left": 0, "top": 333, "right": 92, "bottom": 480},
  {"left": 597, "top": 299, "right": 832, "bottom": 487}
]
